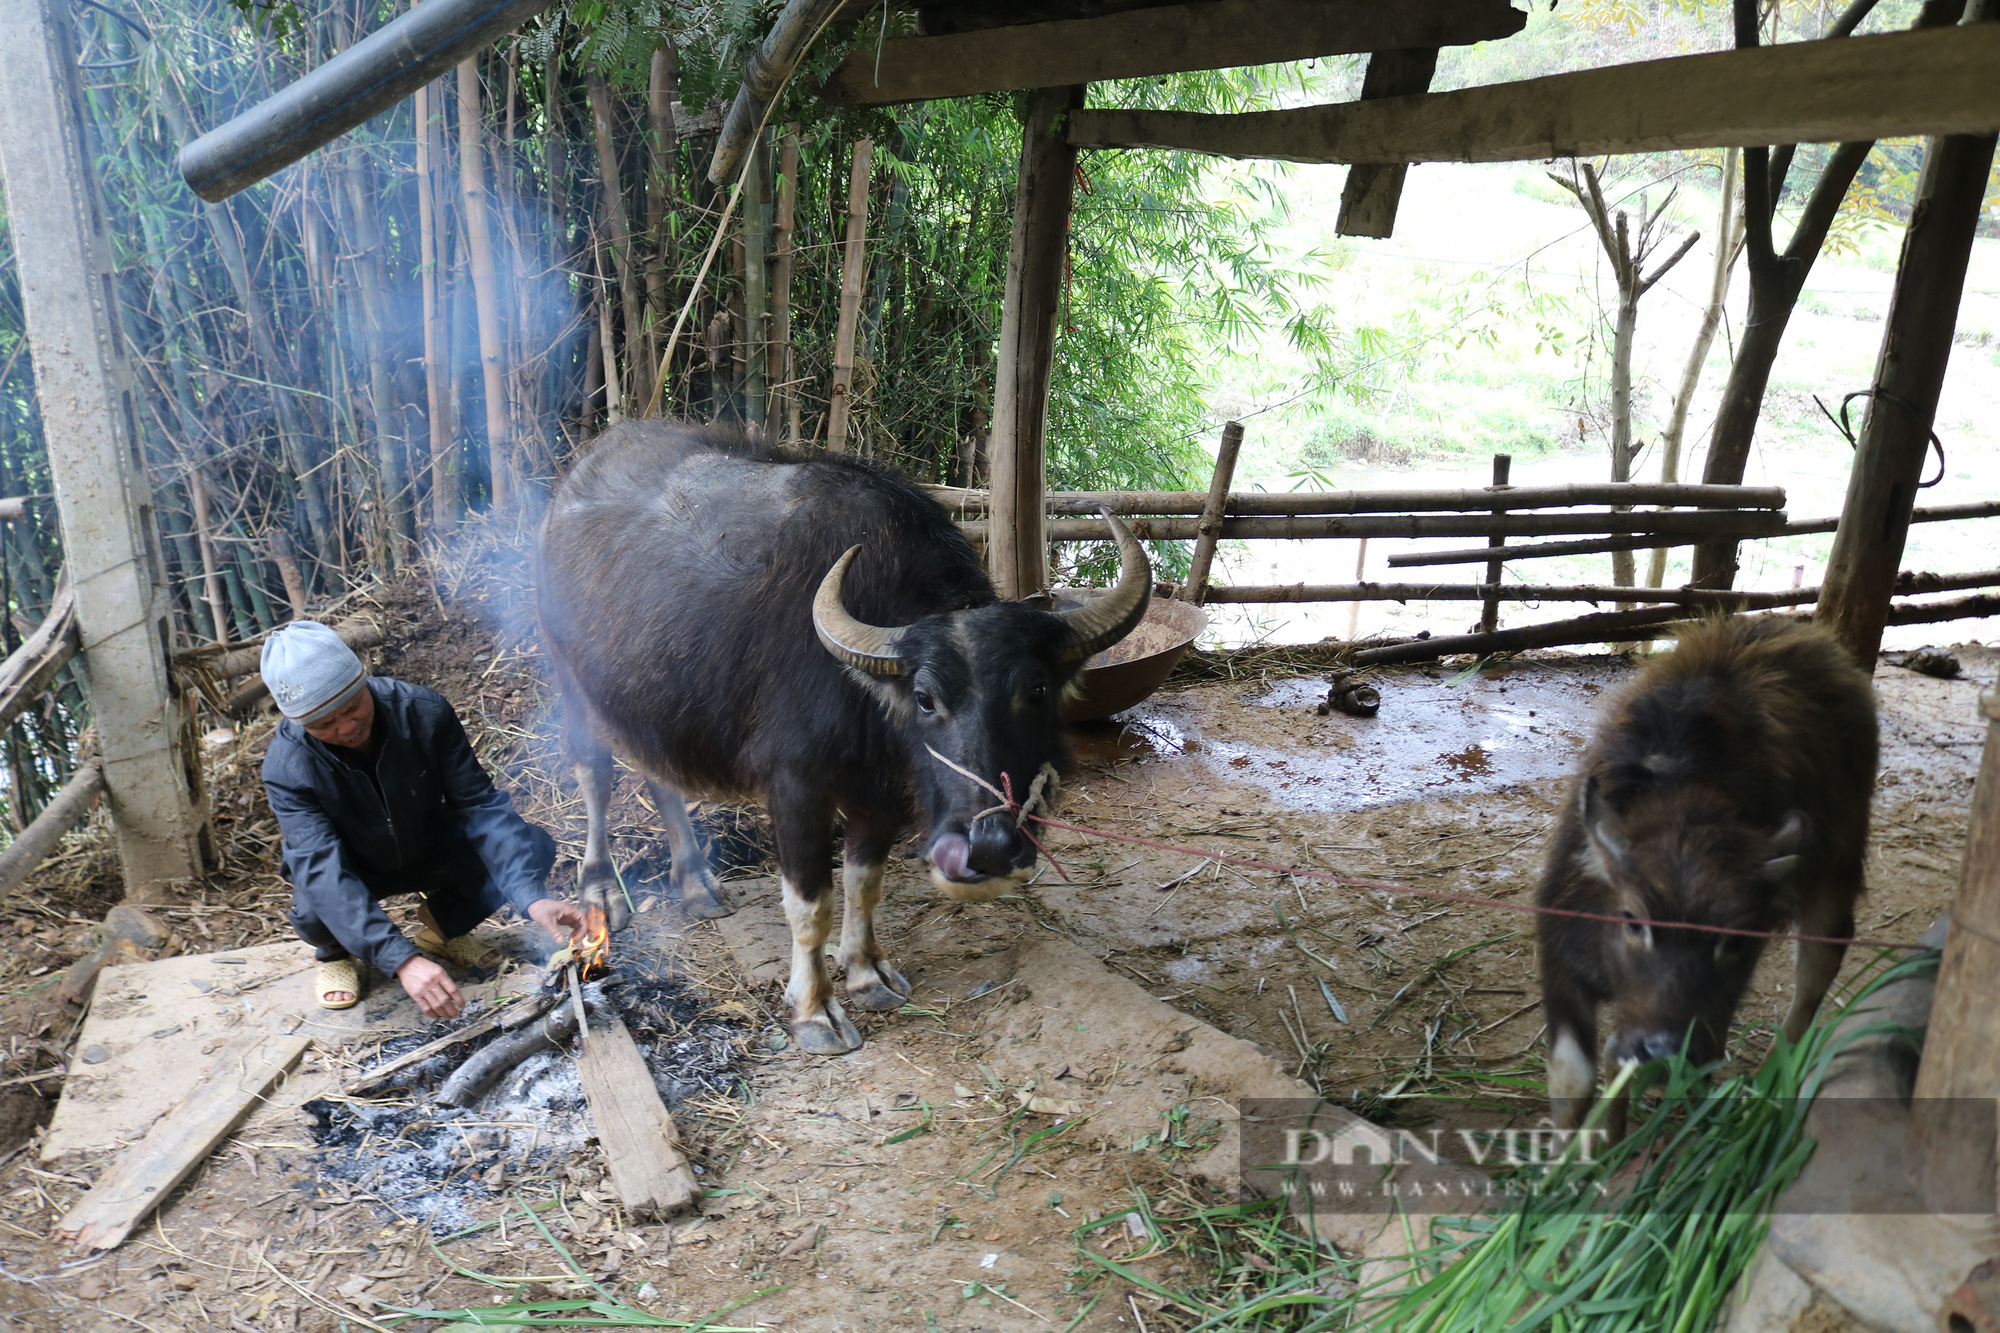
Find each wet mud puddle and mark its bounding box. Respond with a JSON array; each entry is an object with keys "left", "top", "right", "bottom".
[{"left": 1115, "top": 660, "right": 1634, "bottom": 813}]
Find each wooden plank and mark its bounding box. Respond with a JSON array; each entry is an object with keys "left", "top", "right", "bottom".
[
  {"left": 58, "top": 1030, "right": 308, "bottom": 1251},
  {"left": 1336, "top": 47, "right": 1438, "bottom": 239},
  {"left": 575, "top": 1016, "right": 698, "bottom": 1219},
  {"left": 1067, "top": 25, "right": 2000, "bottom": 164},
  {"left": 822, "top": 0, "right": 1522, "bottom": 106},
  {"left": 988, "top": 86, "right": 1081, "bottom": 600}
]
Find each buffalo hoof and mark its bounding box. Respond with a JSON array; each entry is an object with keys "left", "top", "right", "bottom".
[
  {"left": 846, "top": 964, "right": 911, "bottom": 1013},
  {"left": 579, "top": 870, "right": 632, "bottom": 934},
  {"left": 792, "top": 1006, "right": 863, "bottom": 1056},
  {"left": 678, "top": 876, "right": 735, "bottom": 920}
]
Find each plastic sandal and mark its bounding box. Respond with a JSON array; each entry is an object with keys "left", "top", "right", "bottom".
[
  {"left": 413, "top": 927, "right": 501, "bottom": 970},
  {"left": 316, "top": 958, "right": 362, "bottom": 1010}
]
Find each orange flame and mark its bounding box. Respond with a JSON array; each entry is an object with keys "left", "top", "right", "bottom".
[{"left": 575, "top": 905, "right": 611, "bottom": 979}]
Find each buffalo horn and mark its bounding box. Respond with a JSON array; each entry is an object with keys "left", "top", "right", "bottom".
[
  {"left": 813, "top": 545, "right": 911, "bottom": 677},
  {"left": 1055, "top": 511, "right": 1153, "bottom": 663}
]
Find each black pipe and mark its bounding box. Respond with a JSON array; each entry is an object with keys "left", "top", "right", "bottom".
[{"left": 178, "top": 0, "right": 555, "bottom": 202}]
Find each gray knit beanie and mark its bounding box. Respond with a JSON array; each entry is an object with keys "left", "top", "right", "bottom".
[{"left": 260, "top": 621, "right": 367, "bottom": 723}]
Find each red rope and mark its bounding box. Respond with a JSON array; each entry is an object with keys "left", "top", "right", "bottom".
[{"left": 1022, "top": 812, "right": 1932, "bottom": 953}]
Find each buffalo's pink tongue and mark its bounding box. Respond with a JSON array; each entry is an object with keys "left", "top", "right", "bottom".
[{"left": 928, "top": 833, "right": 973, "bottom": 881}]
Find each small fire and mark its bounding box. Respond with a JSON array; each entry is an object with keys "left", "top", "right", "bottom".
[{"left": 575, "top": 905, "right": 611, "bottom": 980}]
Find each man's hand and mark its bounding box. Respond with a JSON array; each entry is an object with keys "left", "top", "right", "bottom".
[
  {"left": 528, "top": 897, "right": 589, "bottom": 942},
  {"left": 397, "top": 955, "right": 465, "bottom": 1020}
]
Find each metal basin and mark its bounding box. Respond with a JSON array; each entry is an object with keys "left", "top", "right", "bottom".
[{"left": 1053, "top": 590, "right": 1206, "bottom": 722}]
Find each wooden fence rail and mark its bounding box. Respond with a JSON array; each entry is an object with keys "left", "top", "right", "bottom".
[
  {"left": 927, "top": 481, "right": 1785, "bottom": 517},
  {"left": 961, "top": 509, "right": 1786, "bottom": 544},
  {"left": 1197, "top": 568, "right": 2000, "bottom": 608}
]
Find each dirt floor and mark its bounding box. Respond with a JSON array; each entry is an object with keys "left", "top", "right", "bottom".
[{"left": 0, "top": 532, "right": 1990, "bottom": 1332}]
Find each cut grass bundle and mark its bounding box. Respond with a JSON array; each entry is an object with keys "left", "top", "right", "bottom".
[{"left": 1114, "top": 950, "right": 1933, "bottom": 1333}]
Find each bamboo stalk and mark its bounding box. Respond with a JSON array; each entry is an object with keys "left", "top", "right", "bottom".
[
  {"left": 770, "top": 129, "right": 799, "bottom": 444},
  {"left": 1181, "top": 421, "right": 1244, "bottom": 604},
  {"left": 741, "top": 132, "right": 770, "bottom": 428},
  {"left": 1479, "top": 453, "right": 1511, "bottom": 633},
  {"left": 267, "top": 531, "right": 309, "bottom": 619},
  {"left": 645, "top": 42, "right": 680, "bottom": 377},
  {"left": 588, "top": 75, "right": 646, "bottom": 421},
  {"left": 0, "top": 763, "right": 103, "bottom": 903},
  {"left": 338, "top": 149, "right": 413, "bottom": 559},
  {"left": 458, "top": 56, "right": 512, "bottom": 509},
  {"left": 925, "top": 482, "right": 1787, "bottom": 516},
  {"left": 964, "top": 510, "right": 1787, "bottom": 543},
  {"left": 826, "top": 137, "right": 873, "bottom": 453},
  {"left": 186, "top": 465, "right": 232, "bottom": 645}
]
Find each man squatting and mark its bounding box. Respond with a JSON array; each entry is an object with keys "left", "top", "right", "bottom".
[{"left": 259, "top": 621, "right": 586, "bottom": 1016}]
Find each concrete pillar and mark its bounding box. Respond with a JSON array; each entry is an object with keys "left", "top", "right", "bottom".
[{"left": 0, "top": 0, "right": 208, "bottom": 888}]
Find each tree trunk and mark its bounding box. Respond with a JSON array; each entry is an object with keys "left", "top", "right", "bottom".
[
  {"left": 1649, "top": 146, "right": 1741, "bottom": 589},
  {"left": 827, "top": 137, "right": 874, "bottom": 453},
  {"left": 1609, "top": 287, "right": 1639, "bottom": 594},
  {"left": 742, "top": 132, "right": 770, "bottom": 429},
  {"left": 458, "top": 57, "right": 512, "bottom": 510},
  {"left": 416, "top": 79, "right": 459, "bottom": 531},
  {"left": 645, "top": 42, "right": 680, "bottom": 377}
]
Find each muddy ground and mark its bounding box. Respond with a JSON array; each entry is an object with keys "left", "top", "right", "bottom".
[{"left": 0, "top": 537, "right": 1989, "bottom": 1332}]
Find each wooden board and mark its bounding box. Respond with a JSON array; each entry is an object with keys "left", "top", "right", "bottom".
[
  {"left": 43, "top": 941, "right": 360, "bottom": 1163},
  {"left": 820, "top": 0, "right": 1522, "bottom": 105},
  {"left": 1335, "top": 48, "right": 1438, "bottom": 239},
  {"left": 575, "top": 1016, "right": 698, "bottom": 1218},
  {"left": 57, "top": 1029, "right": 309, "bottom": 1251},
  {"left": 1068, "top": 25, "right": 2000, "bottom": 164}
]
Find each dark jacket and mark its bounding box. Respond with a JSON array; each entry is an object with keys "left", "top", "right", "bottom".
[{"left": 262, "top": 677, "right": 555, "bottom": 977}]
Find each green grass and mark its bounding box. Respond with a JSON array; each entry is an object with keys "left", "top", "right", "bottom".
[{"left": 1083, "top": 950, "right": 1933, "bottom": 1333}]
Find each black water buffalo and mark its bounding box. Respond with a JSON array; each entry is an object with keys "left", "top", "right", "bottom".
[
  {"left": 536, "top": 422, "right": 1150, "bottom": 1054},
  {"left": 1536, "top": 616, "right": 1877, "bottom": 1130}
]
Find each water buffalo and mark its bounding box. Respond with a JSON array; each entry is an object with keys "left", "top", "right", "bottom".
[
  {"left": 537, "top": 421, "right": 1150, "bottom": 1054},
  {"left": 1537, "top": 615, "right": 1876, "bottom": 1129}
]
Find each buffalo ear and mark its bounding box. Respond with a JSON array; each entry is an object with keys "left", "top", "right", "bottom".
[
  {"left": 1581, "top": 777, "right": 1631, "bottom": 873},
  {"left": 1761, "top": 810, "right": 1807, "bottom": 883}
]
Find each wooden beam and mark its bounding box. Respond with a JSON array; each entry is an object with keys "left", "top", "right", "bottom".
[
  {"left": 822, "top": 0, "right": 1523, "bottom": 106},
  {"left": 58, "top": 1030, "right": 308, "bottom": 1251},
  {"left": 1908, "top": 688, "right": 2000, "bottom": 1212},
  {"left": 988, "top": 86, "right": 1082, "bottom": 600},
  {"left": 1336, "top": 47, "right": 1438, "bottom": 239},
  {"left": 1067, "top": 25, "right": 2000, "bottom": 164},
  {"left": 575, "top": 1016, "right": 698, "bottom": 1218},
  {"left": 1180, "top": 421, "right": 1243, "bottom": 606},
  {"left": 0, "top": 762, "right": 102, "bottom": 902}
]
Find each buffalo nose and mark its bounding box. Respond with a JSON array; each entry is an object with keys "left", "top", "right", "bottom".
[{"left": 966, "top": 813, "right": 1021, "bottom": 877}]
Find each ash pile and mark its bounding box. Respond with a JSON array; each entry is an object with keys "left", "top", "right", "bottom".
[{"left": 302, "top": 967, "right": 748, "bottom": 1234}]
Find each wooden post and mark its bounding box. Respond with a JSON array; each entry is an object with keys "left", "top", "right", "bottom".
[
  {"left": 0, "top": 0, "right": 207, "bottom": 887},
  {"left": 1814, "top": 30, "right": 1998, "bottom": 666},
  {"left": 826, "top": 137, "right": 873, "bottom": 453},
  {"left": 1348, "top": 539, "right": 1367, "bottom": 640},
  {"left": 770, "top": 129, "right": 800, "bottom": 444},
  {"left": 989, "top": 85, "right": 1085, "bottom": 601},
  {"left": 1908, "top": 687, "right": 2000, "bottom": 1212},
  {"left": 1479, "top": 453, "right": 1511, "bottom": 633},
  {"left": 1181, "top": 421, "right": 1244, "bottom": 604},
  {"left": 1336, "top": 47, "right": 1438, "bottom": 238}
]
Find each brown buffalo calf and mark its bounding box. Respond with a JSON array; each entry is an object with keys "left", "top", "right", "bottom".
[{"left": 1537, "top": 616, "right": 1877, "bottom": 1129}]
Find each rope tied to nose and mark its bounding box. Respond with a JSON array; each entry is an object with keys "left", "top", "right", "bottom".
[{"left": 922, "top": 747, "right": 1070, "bottom": 881}]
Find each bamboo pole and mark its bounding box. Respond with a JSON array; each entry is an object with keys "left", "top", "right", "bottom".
[
  {"left": 770, "top": 130, "right": 799, "bottom": 443},
  {"left": 0, "top": 763, "right": 103, "bottom": 903},
  {"left": 925, "top": 482, "right": 1786, "bottom": 516},
  {"left": 742, "top": 131, "right": 769, "bottom": 428},
  {"left": 963, "top": 509, "right": 1786, "bottom": 543},
  {"left": 1479, "top": 453, "right": 1510, "bottom": 633},
  {"left": 338, "top": 150, "right": 413, "bottom": 557},
  {"left": 267, "top": 531, "right": 309, "bottom": 619},
  {"left": 826, "top": 137, "right": 874, "bottom": 453},
  {"left": 1181, "top": 421, "right": 1244, "bottom": 604},
  {"left": 415, "top": 79, "right": 458, "bottom": 532},
  {"left": 645, "top": 42, "right": 679, "bottom": 376},
  {"left": 1198, "top": 581, "right": 1822, "bottom": 607},
  {"left": 186, "top": 465, "right": 231, "bottom": 645},
  {"left": 588, "top": 75, "right": 645, "bottom": 420},
  {"left": 458, "top": 56, "right": 511, "bottom": 510}
]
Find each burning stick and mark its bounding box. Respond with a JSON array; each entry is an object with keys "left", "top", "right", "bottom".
[{"left": 566, "top": 905, "right": 610, "bottom": 1045}]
